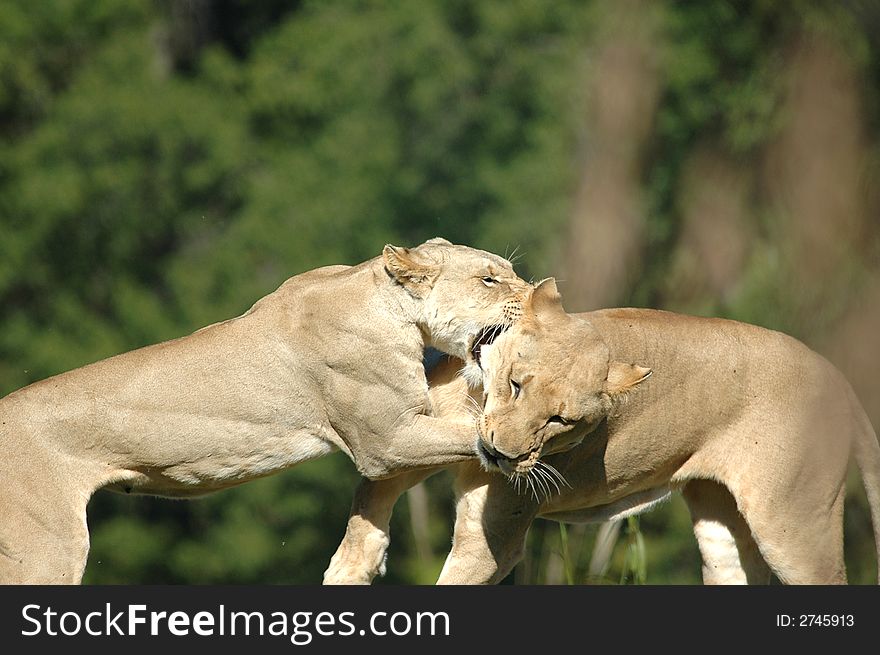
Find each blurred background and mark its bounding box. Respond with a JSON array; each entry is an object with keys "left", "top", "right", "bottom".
[{"left": 1, "top": 0, "right": 878, "bottom": 584}]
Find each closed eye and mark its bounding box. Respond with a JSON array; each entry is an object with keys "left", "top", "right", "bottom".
[
  {"left": 481, "top": 276, "right": 499, "bottom": 286},
  {"left": 510, "top": 379, "right": 521, "bottom": 399},
  {"left": 547, "top": 415, "right": 573, "bottom": 426}
]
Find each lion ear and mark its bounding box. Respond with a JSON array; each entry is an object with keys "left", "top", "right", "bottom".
[
  {"left": 605, "top": 362, "right": 652, "bottom": 396},
  {"left": 383, "top": 244, "right": 438, "bottom": 297},
  {"left": 530, "top": 278, "right": 566, "bottom": 319},
  {"left": 423, "top": 237, "right": 452, "bottom": 246}
]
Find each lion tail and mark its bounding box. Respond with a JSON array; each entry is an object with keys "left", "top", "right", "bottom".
[{"left": 848, "top": 385, "right": 880, "bottom": 583}]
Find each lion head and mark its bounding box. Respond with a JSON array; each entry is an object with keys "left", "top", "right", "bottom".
[
  {"left": 383, "top": 238, "right": 531, "bottom": 386},
  {"left": 474, "top": 278, "right": 652, "bottom": 488}
]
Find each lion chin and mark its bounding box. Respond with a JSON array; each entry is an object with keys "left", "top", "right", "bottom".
[{"left": 460, "top": 358, "right": 484, "bottom": 389}]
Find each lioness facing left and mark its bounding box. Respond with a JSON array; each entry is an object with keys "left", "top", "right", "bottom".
[
  {"left": 327, "top": 279, "right": 880, "bottom": 584},
  {"left": 0, "top": 238, "right": 530, "bottom": 584}
]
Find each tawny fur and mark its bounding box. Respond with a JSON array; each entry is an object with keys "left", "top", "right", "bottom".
[
  {"left": 326, "top": 281, "right": 880, "bottom": 585},
  {"left": 0, "top": 239, "right": 532, "bottom": 584}
]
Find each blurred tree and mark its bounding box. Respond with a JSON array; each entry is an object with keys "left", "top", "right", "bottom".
[{"left": 1, "top": 0, "right": 877, "bottom": 584}]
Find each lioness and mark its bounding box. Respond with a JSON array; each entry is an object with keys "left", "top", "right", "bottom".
[
  {"left": 0, "top": 238, "right": 530, "bottom": 584},
  {"left": 326, "top": 279, "right": 880, "bottom": 584}
]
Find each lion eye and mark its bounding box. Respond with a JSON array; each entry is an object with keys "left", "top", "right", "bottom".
[
  {"left": 481, "top": 276, "right": 499, "bottom": 286},
  {"left": 510, "top": 379, "right": 521, "bottom": 399},
  {"left": 547, "top": 415, "right": 572, "bottom": 426}
]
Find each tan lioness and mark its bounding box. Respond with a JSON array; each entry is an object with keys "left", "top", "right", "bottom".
[
  {"left": 326, "top": 280, "right": 880, "bottom": 584},
  {"left": 0, "top": 238, "right": 530, "bottom": 584}
]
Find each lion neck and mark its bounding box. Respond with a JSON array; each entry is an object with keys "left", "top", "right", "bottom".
[
  {"left": 369, "top": 258, "right": 439, "bottom": 355},
  {"left": 370, "top": 258, "right": 469, "bottom": 361}
]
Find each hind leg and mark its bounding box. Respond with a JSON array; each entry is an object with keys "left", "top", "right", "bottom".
[
  {"left": 682, "top": 479, "right": 771, "bottom": 584},
  {"left": 735, "top": 480, "right": 847, "bottom": 585}
]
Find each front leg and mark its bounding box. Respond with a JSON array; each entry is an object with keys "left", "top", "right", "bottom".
[
  {"left": 324, "top": 469, "right": 437, "bottom": 584},
  {"left": 358, "top": 414, "right": 479, "bottom": 479},
  {"left": 437, "top": 462, "right": 538, "bottom": 585}
]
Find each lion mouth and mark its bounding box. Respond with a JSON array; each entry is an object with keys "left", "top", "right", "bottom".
[
  {"left": 469, "top": 324, "right": 508, "bottom": 369},
  {"left": 478, "top": 439, "right": 570, "bottom": 502},
  {"left": 476, "top": 438, "right": 506, "bottom": 472}
]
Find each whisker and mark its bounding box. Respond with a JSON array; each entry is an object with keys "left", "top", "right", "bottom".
[
  {"left": 504, "top": 470, "right": 525, "bottom": 497},
  {"left": 539, "top": 461, "right": 571, "bottom": 490},
  {"left": 460, "top": 391, "right": 482, "bottom": 410},
  {"left": 531, "top": 475, "right": 541, "bottom": 503},
  {"left": 526, "top": 470, "right": 538, "bottom": 501},
  {"left": 525, "top": 473, "right": 539, "bottom": 503},
  {"left": 529, "top": 468, "right": 549, "bottom": 502},
  {"left": 462, "top": 405, "right": 480, "bottom": 419},
  {"left": 461, "top": 399, "right": 483, "bottom": 420},
  {"left": 508, "top": 246, "right": 523, "bottom": 266},
  {"left": 555, "top": 468, "right": 571, "bottom": 490},
  {"left": 535, "top": 466, "right": 554, "bottom": 500},
  {"left": 537, "top": 462, "right": 561, "bottom": 495},
  {"left": 394, "top": 403, "right": 425, "bottom": 424},
  {"left": 540, "top": 462, "right": 571, "bottom": 492},
  {"left": 458, "top": 406, "right": 480, "bottom": 420},
  {"left": 539, "top": 471, "right": 552, "bottom": 502},
  {"left": 541, "top": 466, "right": 559, "bottom": 498},
  {"left": 464, "top": 393, "right": 483, "bottom": 410}
]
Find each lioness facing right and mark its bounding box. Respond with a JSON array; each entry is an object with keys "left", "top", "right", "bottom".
[{"left": 327, "top": 279, "right": 880, "bottom": 584}]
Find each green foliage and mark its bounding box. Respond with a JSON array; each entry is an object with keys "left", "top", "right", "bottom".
[
  {"left": 1, "top": 0, "right": 877, "bottom": 584},
  {"left": 558, "top": 523, "right": 574, "bottom": 585},
  {"left": 620, "top": 517, "right": 647, "bottom": 585}
]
